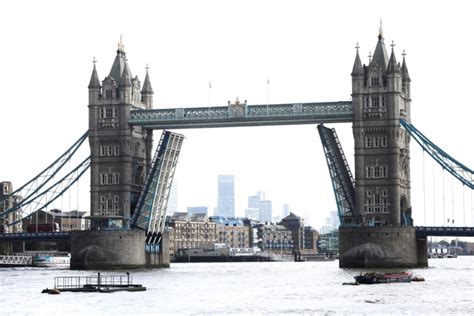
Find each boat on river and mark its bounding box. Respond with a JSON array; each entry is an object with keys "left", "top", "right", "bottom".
[
  {"left": 32, "top": 253, "right": 70, "bottom": 267},
  {"left": 354, "top": 271, "right": 413, "bottom": 284}
]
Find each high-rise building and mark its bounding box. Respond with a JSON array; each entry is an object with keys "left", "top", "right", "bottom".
[
  {"left": 282, "top": 204, "right": 290, "bottom": 218},
  {"left": 217, "top": 175, "right": 235, "bottom": 218},
  {"left": 187, "top": 206, "right": 210, "bottom": 216},
  {"left": 258, "top": 200, "right": 272, "bottom": 224}
]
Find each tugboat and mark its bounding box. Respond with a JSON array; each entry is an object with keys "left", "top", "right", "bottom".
[{"left": 354, "top": 271, "right": 413, "bottom": 284}]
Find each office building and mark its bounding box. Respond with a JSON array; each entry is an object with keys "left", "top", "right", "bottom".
[{"left": 217, "top": 175, "right": 235, "bottom": 218}]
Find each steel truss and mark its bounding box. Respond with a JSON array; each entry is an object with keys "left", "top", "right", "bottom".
[
  {"left": 400, "top": 119, "right": 473, "bottom": 189},
  {"left": 317, "top": 124, "right": 359, "bottom": 225},
  {"left": 132, "top": 130, "right": 184, "bottom": 246}
]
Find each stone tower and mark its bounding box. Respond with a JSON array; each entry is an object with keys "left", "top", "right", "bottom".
[
  {"left": 87, "top": 40, "right": 154, "bottom": 230},
  {"left": 351, "top": 26, "right": 412, "bottom": 227}
]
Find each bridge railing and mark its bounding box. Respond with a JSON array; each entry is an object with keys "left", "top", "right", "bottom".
[{"left": 129, "top": 101, "right": 353, "bottom": 127}]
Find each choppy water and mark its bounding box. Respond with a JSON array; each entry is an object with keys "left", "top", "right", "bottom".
[{"left": 0, "top": 257, "right": 473, "bottom": 315}]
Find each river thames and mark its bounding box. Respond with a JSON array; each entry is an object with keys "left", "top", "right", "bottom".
[{"left": 0, "top": 257, "right": 473, "bottom": 315}]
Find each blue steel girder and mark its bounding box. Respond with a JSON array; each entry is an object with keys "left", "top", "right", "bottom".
[
  {"left": 317, "top": 124, "right": 358, "bottom": 225},
  {"left": 129, "top": 101, "right": 353, "bottom": 129},
  {"left": 132, "top": 130, "right": 184, "bottom": 243},
  {"left": 400, "top": 119, "right": 473, "bottom": 189}
]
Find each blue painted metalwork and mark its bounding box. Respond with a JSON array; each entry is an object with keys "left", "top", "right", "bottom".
[
  {"left": 0, "top": 231, "right": 70, "bottom": 241},
  {"left": 132, "top": 130, "right": 184, "bottom": 245},
  {"left": 4, "top": 157, "right": 91, "bottom": 226},
  {"left": 415, "top": 226, "right": 474, "bottom": 237},
  {"left": 0, "top": 131, "right": 89, "bottom": 208},
  {"left": 129, "top": 101, "right": 353, "bottom": 129},
  {"left": 317, "top": 124, "right": 360, "bottom": 226},
  {"left": 400, "top": 119, "right": 473, "bottom": 189},
  {"left": 132, "top": 131, "right": 171, "bottom": 231}
]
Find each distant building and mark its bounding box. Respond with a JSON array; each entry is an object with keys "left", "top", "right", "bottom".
[
  {"left": 282, "top": 203, "right": 290, "bottom": 218},
  {"left": 217, "top": 175, "right": 235, "bottom": 218},
  {"left": 187, "top": 206, "right": 210, "bottom": 216},
  {"left": 255, "top": 223, "right": 293, "bottom": 253},
  {"left": 318, "top": 230, "right": 338, "bottom": 254},
  {"left": 280, "top": 212, "right": 305, "bottom": 252},
  {"left": 258, "top": 200, "right": 272, "bottom": 223},
  {"left": 244, "top": 208, "right": 259, "bottom": 221},
  {"left": 0, "top": 181, "right": 23, "bottom": 233},
  {"left": 167, "top": 212, "right": 217, "bottom": 257},
  {"left": 22, "top": 209, "right": 87, "bottom": 232},
  {"left": 320, "top": 210, "right": 340, "bottom": 234},
  {"left": 248, "top": 194, "right": 261, "bottom": 209},
  {"left": 210, "top": 217, "right": 250, "bottom": 248},
  {"left": 303, "top": 226, "right": 320, "bottom": 251}
]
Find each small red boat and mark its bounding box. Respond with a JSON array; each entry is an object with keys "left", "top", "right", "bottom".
[{"left": 354, "top": 271, "right": 413, "bottom": 284}]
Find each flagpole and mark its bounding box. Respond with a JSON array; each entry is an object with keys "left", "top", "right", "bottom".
[
  {"left": 208, "top": 81, "right": 211, "bottom": 107},
  {"left": 266, "top": 78, "right": 269, "bottom": 106}
]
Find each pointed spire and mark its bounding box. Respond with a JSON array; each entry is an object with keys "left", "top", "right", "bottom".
[
  {"left": 401, "top": 49, "right": 410, "bottom": 80},
  {"left": 351, "top": 43, "right": 363, "bottom": 76},
  {"left": 141, "top": 64, "right": 154, "bottom": 94},
  {"left": 109, "top": 36, "right": 128, "bottom": 82},
  {"left": 386, "top": 41, "right": 400, "bottom": 73},
  {"left": 88, "top": 57, "right": 101, "bottom": 88},
  {"left": 119, "top": 60, "right": 132, "bottom": 87},
  {"left": 372, "top": 23, "right": 389, "bottom": 71}
]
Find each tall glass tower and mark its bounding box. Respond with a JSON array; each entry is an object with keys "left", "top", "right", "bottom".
[{"left": 217, "top": 175, "right": 235, "bottom": 218}]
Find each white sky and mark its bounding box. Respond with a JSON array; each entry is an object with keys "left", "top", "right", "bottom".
[{"left": 0, "top": 0, "right": 473, "bottom": 230}]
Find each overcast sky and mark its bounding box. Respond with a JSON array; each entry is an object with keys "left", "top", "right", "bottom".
[{"left": 0, "top": 0, "right": 472, "bottom": 229}]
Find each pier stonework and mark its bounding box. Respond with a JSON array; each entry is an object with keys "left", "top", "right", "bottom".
[
  {"left": 339, "top": 28, "right": 427, "bottom": 268},
  {"left": 70, "top": 230, "right": 170, "bottom": 269}
]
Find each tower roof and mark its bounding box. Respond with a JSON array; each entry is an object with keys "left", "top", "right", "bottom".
[
  {"left": 119, "top": 61, "right": 132, "bottom": 87},
  {"left": 141, "top": 66, "right": 154, "bottom": 94},
  {"left": 401, "top": 50, "right": 410, "bottom": 81},
  {"left": 386, "top": 43, "right": 401, "bottom": 73},
  {"left": 351, "top": 44, "right": 364, "bottom": 76},
  {"left": 371, "top": 27, "right": 389, "bottom": 72},
  {"left": 88, "top": 61, "right": 101, "bottom": 89},
  {"left": 109, "top": 38, "right": 132, "bottom": 82}
]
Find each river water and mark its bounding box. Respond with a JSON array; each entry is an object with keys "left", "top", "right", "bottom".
[{"left": 0, "top": 257, "right": 473, "bottom": 315}]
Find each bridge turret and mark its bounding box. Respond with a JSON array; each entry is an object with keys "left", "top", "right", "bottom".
[
  {"left": 119, "top": 61, "right": 132, "bottom": 103},
  {"left": 141, "top": 66, "right": 154, "bottom": 109},
  {"left": 385, "top": 44, "right": 402, "bottom": 93},
  {"left": 88, "top": 60, "right": 101, "bottom": 105},
  {"left": 401, "top": 51, "right": 411, "bottom": 99},
  {"left": 351, "top": 44, "right": 364, "bottom": 92}
]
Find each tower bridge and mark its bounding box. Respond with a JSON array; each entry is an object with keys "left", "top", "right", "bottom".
[{"left": 1, "top": 28, "right": 473, "bottom": 269}]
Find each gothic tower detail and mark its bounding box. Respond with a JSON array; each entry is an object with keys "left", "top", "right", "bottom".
[
  {"left": 88, "top": 41, "right": 154, "bottom": 229},
  {"left": 351, "top": 28, "right": 412, "bottom": 227}
]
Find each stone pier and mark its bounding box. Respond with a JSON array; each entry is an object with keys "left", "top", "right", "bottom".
[{"left": 339, "top": 226, "right": 427, "bottom": 268}]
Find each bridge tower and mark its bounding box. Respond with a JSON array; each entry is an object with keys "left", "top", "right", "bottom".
[
  {"left": 339, "top": 27, "right": 427, "bottom": 268},
  {"left": 87, "top": 40, "right": 154, "bottom": 230},
  {"left": 351, "top": 26, "right": 412, "bottom": 227}
]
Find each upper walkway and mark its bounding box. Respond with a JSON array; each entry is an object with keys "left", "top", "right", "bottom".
[
  {"left": 129, "top": 101, "right": 353, "bottom": 129},
  {"left": 415, "top": 226, "right": 474, "bottom": 237}
]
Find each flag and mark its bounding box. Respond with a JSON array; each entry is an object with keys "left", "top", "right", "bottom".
[
  {"left": 209, "top": 81, "right": 212, "bottom": 89},
  {"left": 267, "top": 78, "right": 270, "bottom": 85}
]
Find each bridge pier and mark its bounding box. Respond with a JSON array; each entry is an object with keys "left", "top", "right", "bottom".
[
  {"left": 339, "top": 226, "right": 427, "bottom": 268},
  {"left": 70, "top": 230, "right": 169, "bottom": 270}
]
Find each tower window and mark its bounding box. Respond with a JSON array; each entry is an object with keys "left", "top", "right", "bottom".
[
  {"left": 381, "top": 96, "right": 386, "bottom": 107},
  {"left": 371, "top": 96, "right": 379, "bottom": 107},
  {"left": 114, "top": 145, "right": 120, "bottom": 156},
  {"left": 371, "top": 77, "right": 379, "bottom": 87},
  {"left": 105, "top": 108, "right": 113, "bottom": 118},
  {"left": 106, "top": 89, "right": 113, "bottom": 99},
  {"left": 365, "top": 137, "right": 372, "bottom": 148},
  {"left": 374, "top": 137, "right": 380, "bottom": 147},
  {"left": 366, "top": 190, "right": 372, "bottom": 197},
  {"left": 381, "top": 137, "right": 387, "bottom": 147}
]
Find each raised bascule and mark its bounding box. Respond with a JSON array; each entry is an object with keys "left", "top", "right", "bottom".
[{"left": 1, "top": 28, "right": 473, "bottom": 269}]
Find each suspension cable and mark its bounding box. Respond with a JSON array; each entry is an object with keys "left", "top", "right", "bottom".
[
  {"left": 423, "top": 150, "right": 426, "bottom": 225},
  {"left": 432, "top": 159, "right": 436, "bottom": 225},
  {"left": 463, "top": 186, "right": 466, "bottom": 226},
  {"left": 451, "top": 175, "right": 455, "bottom": 227},
  {"left": 442, "top": 169, "right": 446, "bottom": 226}
]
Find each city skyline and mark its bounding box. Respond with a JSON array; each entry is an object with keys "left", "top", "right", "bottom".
[{"left": 0, "top": 1, "right": 473, "bottom": 231}]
